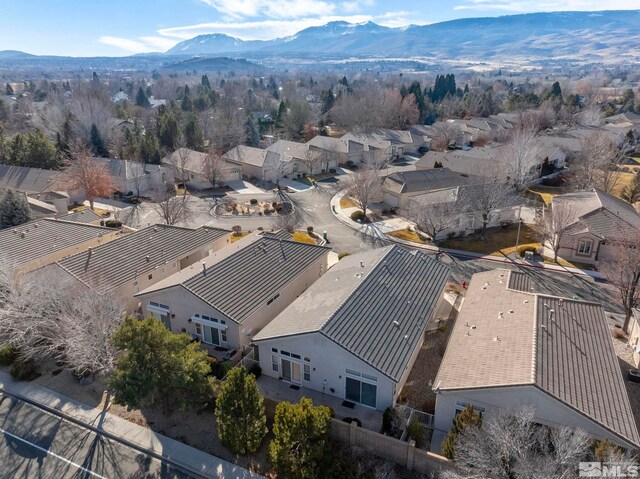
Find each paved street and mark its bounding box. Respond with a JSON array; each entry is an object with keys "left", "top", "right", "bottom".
[{"left": 0, "top": 393, "right": 192, "bottom": 479}]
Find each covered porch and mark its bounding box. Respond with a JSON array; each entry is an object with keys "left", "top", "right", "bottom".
[{"left": 257, "top": 375, "right": 383, "bottom": 432}]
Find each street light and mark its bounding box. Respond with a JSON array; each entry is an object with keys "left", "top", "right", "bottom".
[{"left": 514, "top": 217, "right": 524, "bottom": 257}]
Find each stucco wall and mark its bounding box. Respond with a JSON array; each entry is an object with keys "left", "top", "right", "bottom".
[
  {"left": 256, "top": 333, "right": 397, "bottom": 411},
  {"left": 433, "top": 385, "right": 636, "bottom": 451}
]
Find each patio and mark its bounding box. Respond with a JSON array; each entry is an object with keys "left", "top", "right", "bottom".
[{"left": 257, "top": 375, "right": 383, "bottom": 432}]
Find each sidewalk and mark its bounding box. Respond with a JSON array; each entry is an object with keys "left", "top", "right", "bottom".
[
  {"left": 330, "top": 190, "right": 604, "bottom": 280},
  {"left": 0, "top": 371, "right": 263, "bottom": 479}
]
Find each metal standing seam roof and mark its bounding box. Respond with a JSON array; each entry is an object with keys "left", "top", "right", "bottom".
[
  {"left": 0, "top": 218, "right": 113, "bottom": 267},
  {"left": 55, "top": 224, "right": 229, "bottom": 291},
  {"left": 383, "top": 168, "right": 476, "bottom": 195},
  {"left": 435, "top": 269, "right": 640, "bottom": 448},
  {"left": 57, "top": 209, "right": 103, "bottom": 224},
  {"left": 0, "top": 164, "right": 62, "bottom": 193},
  {"left": 507, "top": 270, "right": 533, "bottom": 293},
  {"left": 254, "top": 246, "right": 451, "bottom": 382},
  {"left": 180, "top": 237, "right": 331, "bottom": 323}
]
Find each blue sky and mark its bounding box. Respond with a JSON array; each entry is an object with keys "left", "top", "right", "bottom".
[{"left": 0, "top": 0, "right": 637, "bottom": 56}]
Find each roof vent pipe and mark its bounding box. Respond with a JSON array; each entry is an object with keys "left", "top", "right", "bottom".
[{"left": 202, "top": 262, "right": 207, "bottom": 276}]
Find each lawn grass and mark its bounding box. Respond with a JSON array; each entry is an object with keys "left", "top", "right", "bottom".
[
  {"left": 609, "top": 171, "right": 637, "bottom": 199},
  {"left": 526, "top": 185, "right": 570, "bottom": 206},
  {"left": 230, "top": 231, "right": 250, "bottom": 243},
  {"left": 291, "top": 231, "right": 317, "bottom": 244},
  {"left": 439, "top": 224, "right": 541, "bottom": 258},
  {"left": 388, "top": 229, "right": 426, "bottom": 244},
  {"left": 340, "top": 197, "right": 358, "bottom": 209}
]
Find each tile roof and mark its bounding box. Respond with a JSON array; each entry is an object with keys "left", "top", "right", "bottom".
[
  {"left": 139, "top": 236, "right": 330, "bottom": 324},
  {"left": 305, "top": 135, "right": 351, "bottom": 154},
  {"left": 0, "top": 164, "right": 62, "bottom": 193},
  {"left": 435, "top": 269, "right": 640, "bottom": 448},
  {"left": 0, "top": 218, "right": 112, "bottom": 268},
  {"left": 383, "top": 168, "right": 478, "bottom": 195},
  {"left": 254, "top": 246, "right": 450, "bottom": 381},
  {"left": 224, "top": 145, "right": 267, "bottom": 168},
  {"left": 57, "top": 209, "right": 103, "bottom": 224},
  {"left": 266, "top": 140, "right": 310, "bottom": 161},
  {"left": 55, "top": 224, "right": 229, "bottom": 291}
]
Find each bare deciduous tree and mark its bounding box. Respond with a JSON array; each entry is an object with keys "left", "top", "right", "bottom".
[
  {"left": 166, "top": 147, "right": 193, "bottom": 187},
  {"left": 443, "top": 406, "right": 591, "bottom": 479},
  {"left": 537, "top": 201, "right": 576, "bottom": 263},
  {"left": 430, "top": 122, "right": 461, "bottom": 152},
  {"left": 152, "top": 186, "right": 193, "bottom": 226},
  {"left": 574, "top": 131, "right": 624, "bottom": 193},
  {"left": 500, "top": 127, "right": 542, "bottom": 191},
  {"left": 270, "top": 212, "right": 300, "bottom": 233},
  {"left": 599, "top": 232, "right": 640, "bottom": 332},
  {"left": 344, "top": 163, "right": 384, "bottom": 219},
  {"left": 264, "top": 153, "right": 294, "bottom": 190},
  {"left": 405, "top": 192, "right": 467, "bottom": 242},
  {"left": 60, "top": 143, "right": 115, "bottom": 209},
  {"left": 461, "top": 174, "right": 512, "bottom": 241},
  {"left": 202, "top": 147, "right": 226, "bottom": 188},
  {"left": 0, "top": 259, "right": 125, "bottom": 376}
]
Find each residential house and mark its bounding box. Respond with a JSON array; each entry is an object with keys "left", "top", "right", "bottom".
[
  {"left": 253, "top": 246, "right": 450, "bottom": 411},
  {"left": 223, "top": 145, "right": 268, "bottom": 181},
  {"left": 432, "top": 269, "right": 640, "bottom": 451},
  {"left": 0, "top": 163, "right": 72, "bottom": 213},
  {"left": 536, "top": 145, "right": 566, "bottom": 170},
  {"left": 56, "top": 208, "right": 104, "bottom": 225},
  {"left": 43, "top": 224, "right": 231, "bottom": 311},
  {"left": 415, "top": 145, "right": 506, "bottom": 177},
  {"left": 162, "top": 148, "right": 241, "bottom": 189},
  {"left": 545, "top": 190, "right": 640, "bottom": 266},
  {"left": 134, "top": 234, "right": 331, "bottom": 354},
  {"left": 341, "top": 130, "right": 418, "bottom": 162},
  {"left": 266, "top": 140, "right": 338, "bottom": 178},
  {"left": 0, "top": 218, "right": 119, "bottom": 276},
  {"left": 305, "top": 135, "right": 366, "bottom": 167},
  {"left": 382, "top": 168, "right": 480, "bottom": 210},
  {"left": 90, "top": 158, "right": 172, "bottom": 196}
]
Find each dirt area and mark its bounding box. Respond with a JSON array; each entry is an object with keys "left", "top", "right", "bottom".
[
  {"left": 608, "top": 315, "right": 640, "bottom": 436},
  {"left": 439, "top": 224, "right": 540, "bottom": 258},
  {"left": 399, "top": 293, "right": 460, "bottom": 413},
  {"left": 388, "top": 229, "right": 426, "bottom": 244},
  {"left": 17, "top": 360, "right": 272, "bottom": 475}
]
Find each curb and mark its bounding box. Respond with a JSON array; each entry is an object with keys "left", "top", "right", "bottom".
[{"left": 329, "top": 191, "right": 603, "bottom": 280}]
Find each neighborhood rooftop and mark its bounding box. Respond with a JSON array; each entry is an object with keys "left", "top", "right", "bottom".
[
  {"left": 55, "top": 224, "right": 229, "bottom": 290},
  {"left": 434, "top": 269, "right": 640, "bottom": 448},
  {"left": 384, "top": 168, "right": 477, "bottom": 195},
  {"left": 0, "top": 218, "right": 112, "bottom": 267},
  {"left": 139, "top": 235, "right": 331, "bottom": 324},
  {"left": 57, "top": 209, "right": 103, "bottom": 224},
  {"left": 0, "top": 163, "right": 62, "bottom": 193},
  {"left": 254, "top": 246, "right": 450, "bottom": 381}
]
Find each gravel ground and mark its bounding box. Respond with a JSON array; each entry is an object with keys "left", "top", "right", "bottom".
[{"left": 399, "top": 292, "right": 460, "bottom": 413}]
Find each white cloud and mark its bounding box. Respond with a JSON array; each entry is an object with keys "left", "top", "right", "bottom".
[
  {"left": 199, "top": 0, "right": 336, "bottom": 19},
  {"left": 342, "top": 0, "right": 375, "bottom": 14},
  {"left": 98, "top": 35, "right": 179, "bottom": 53},
  {"left": 454, "top": 0, "right": 640, "bottom": 12}
]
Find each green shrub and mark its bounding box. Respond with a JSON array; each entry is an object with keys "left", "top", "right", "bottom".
[
  {"left": 382, "top": 406, "right": 402, "bottom": 438},
  {"left": 248, "top": 363, "right": 262, "bottom": 378},
  {"left": 350, "top": 210, "right": 366, "bottom": 222},
  {"left": 104, "top": 219, "right": 123, "bottom": 228},
  {"left": 407, "top": 416, "right": 426, "bottom": 448},
  {"left": 211, "top": 360, "right": 232, "bottom": 380},
  {"left": 250, "top": 198, "right": 258, "bottom": 205},
  {"left": 0, "top": 344, "right": 15, "bottom": 366},
  {"left": 10, "top": 359, "right": 39, "bottom": 381}
]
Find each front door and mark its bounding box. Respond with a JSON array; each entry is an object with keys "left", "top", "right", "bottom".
[{"left": 281, "top": 359, "right": 301, "bottom": 384}]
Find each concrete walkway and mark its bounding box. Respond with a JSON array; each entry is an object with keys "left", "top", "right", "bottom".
[
  {"left": 226, "top": 180, "right": 266, "bottom": 195},
  {"left": 279, "top": 178, "right": 312, "bottom": 192},
  {"left": 0, "top": 371, "right": 262, "bottom": 479},
  {"left": 330, "top": 190, "right": 604, "bottom": 280}
]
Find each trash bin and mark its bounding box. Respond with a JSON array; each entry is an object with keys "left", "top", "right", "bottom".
[{"left": 323, "top": 231, "right": 327, "bottom": 240}]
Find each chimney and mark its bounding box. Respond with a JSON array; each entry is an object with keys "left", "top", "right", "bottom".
[{"left": 84, "top": 248, "right": 93, "bottom": 271}]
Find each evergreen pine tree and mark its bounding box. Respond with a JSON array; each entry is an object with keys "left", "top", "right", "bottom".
[
  {"left": 135, "top": 86, "right": 151, "bottom": 108},
  {"left": 215, "top": 367, "right": 267, "bottom": 455},
  {"left": 244, "top": 116, "right": 260, "bottom": 147},
  {"left": 275, "top": 101, "right": 287, "bottom": 129},
  {"left": 0, "top": 189, "right": 33, "bottom": 229},
  {"left": 5, "top": 83, "right": 13, "bottom": 95},
  {"left": 183, "top": 115, "right": 203, "bottom": 151},
  {"left": 201, "top": 74, "right": 211, "bottom": 91},
  {"left": 441, "top": 405, "right": 482, "bottom": 460},
  {"left": 89, "top": 124, "right": 108, "bottom": 157}
]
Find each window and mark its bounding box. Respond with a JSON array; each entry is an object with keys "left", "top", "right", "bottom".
[
  {"left": 281, "top": 350, "right": 291, "bottom": 357},
  {"left": 577, "top": 239, "right": 593, "bottom": 255},
  {"left": 303, "top": 364, "right": 311, "bottom": 382},
  {"left": 272, "top": 355, "right": 279, "bottom": 372},
  {"left": 221, "top": 329, "right": 227, "bottom": 343},
  {"left": 272, "top": 348, "right": 278, "bottom": 353},
  {"left": 345, "top": 377, "right": 376, "bottom": 408}
]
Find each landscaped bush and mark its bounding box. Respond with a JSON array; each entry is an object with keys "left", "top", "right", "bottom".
[
  {"left": 613, "top": 326, "right": 627, "bottom": 340},
  {"left": 10, "top": 359, "right": 39, "bottom": 381},
  {"left": 407, "top": 416, "right": 426, "bottom": 448},
  {"left": 250, "top": 198, "right": 258, "bottom": 205},
  {"left": 104, "top": 219, "right": 122, "bottom": 228},
  {"left": 0, "top": 344, "right": 15, "bottom": 366},
  {"left": 518, "top": 246, "right": 537, "bottom": 258},
  {"left": 210, "top": 360, "right": 232, "bottom": 380},
  {"left": 382, "top": 406, "right": 403, "bottom": 438},
  {"left": 248, "top": 363, "right": 262, "bottom": 378},
  {"left": 350, "top": 210, "right": 366, "bottom": 222},
  {"left": 447, "top": 231, "right": 457, "bottom": 239}
]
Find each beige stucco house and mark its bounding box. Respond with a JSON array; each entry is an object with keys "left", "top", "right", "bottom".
[
  {"left": 545, "top": 190, "right": 640, "bottom": 266},
  {"left": 43, "top": 224, "right": 231, "bottom": 311},
  {"left": 0, "top": 218, "right": 120, "bottom": 276},
  {"left": 134, "top": 233, "right": 331, "bottom": 355},
  {"left": 162, "top": 148, "right": 241, "bottom": 189},
  {"left": 432, "top": 269, "right": 640, "bottom": 452},
  {"left": 253, "top": 246, "right": 450, "bottom": 411}
]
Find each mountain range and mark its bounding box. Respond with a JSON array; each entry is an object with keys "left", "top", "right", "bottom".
[{"left": 166, "top": 10, "right": 640, "bottom": 62}]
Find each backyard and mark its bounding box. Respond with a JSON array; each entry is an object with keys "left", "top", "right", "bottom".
[{"left": 439, "top": 224, "right": 541, "bottom": 258}]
